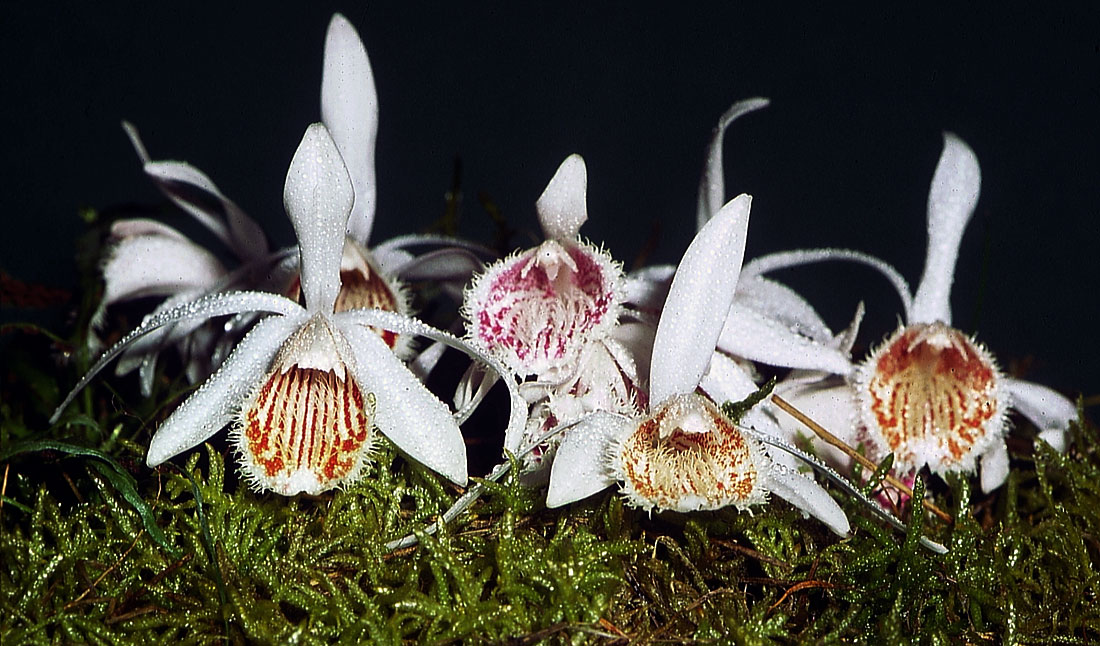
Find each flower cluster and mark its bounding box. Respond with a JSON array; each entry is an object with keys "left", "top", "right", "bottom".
[{"left": 52, "top": 13, "right": 1076, "bottom": 547}]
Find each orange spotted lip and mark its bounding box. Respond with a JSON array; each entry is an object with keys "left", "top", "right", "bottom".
[
  {"left": 614, "top": 394, "right": 769, "bottom": 513},
  {"left": 857, "top": 322, "right": 1008, "bottom": 475}
]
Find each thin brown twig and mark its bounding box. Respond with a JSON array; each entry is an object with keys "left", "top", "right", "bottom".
[
  {"left": 64, "top": 530, "right": 144, "bottom": 610},
  {"left": 709, "top": 538, "right": 792, "bottom": 570},
  {"left": 770, "top": 394, "right": 953, "bottom": 524},
  {"left": 0, "top": 463, "right": 8, "bottom": 521},
  {"left": 768, "top": 579, "right": 847, "bottom": 613}
]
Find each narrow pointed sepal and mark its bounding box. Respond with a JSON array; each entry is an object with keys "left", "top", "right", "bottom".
[
  {"left": 650, "top": 194, "right": 751, "bottom": 406},
  {"left": 910, "top": 133, "right": 981, "bottom": 324},
  {"left": 122, "top": 122, "right": 268, "bottom": 260},
  {"left": 697, "top": 97, "right": 770, "bottom": 229},
  {"left": 284, "top": 123, "right": 355, "bottom": 314},
  {"left": 545, "top": 412, "right": 629, "bottom": 507},
  {"left": 51, "top": 291, "right": 303, "bottom": 425}
]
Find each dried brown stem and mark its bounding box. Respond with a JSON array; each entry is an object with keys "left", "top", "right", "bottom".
[{"left": 770, "top": 394, "right": 953, "bottom": 524}]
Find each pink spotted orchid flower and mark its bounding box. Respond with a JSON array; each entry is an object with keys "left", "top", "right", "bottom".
[
  {"left": 464, "top": 154, "right": 624, "bottom": 382},
  {"left": 462, "top": 155, "right": 643, "bottom": 466},
  {"left": 98, "top": 14, "right": 490, "bottom": 395},
  {"left": 750, "top": 134, "right": 1077, "bottom": 492},
  {"left": 52, "top": 123, "right": 525, "bottom": 496}
]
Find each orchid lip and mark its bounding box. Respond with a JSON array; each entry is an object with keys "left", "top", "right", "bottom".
[
  {"left": 465, "top": 237, "right": 623, "bottom": 379},
  {"left": 856, "top": 321, "right": 1009, "bottom": 475},
  {"left": 612, "top": 393, "right": 769, "bottom": 513}
]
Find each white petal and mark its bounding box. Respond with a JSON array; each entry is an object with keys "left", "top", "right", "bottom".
[
  {"left": 336, "top": 308, "right": 527, "bottom": 454},
  {"left": 696, "top": 97, "right": 770, "bottom": 229},
  {"left": 546, "top": 412, "right": 630, "bottom": 508},
  {"left": 772, "top": 378, "right": 860, "bottom": 470},
  {"left": 718, "top": 304, "right": 855, "bottom": 375},
  {"left": 768, "top": 463, "right": 849, "bottom": 536},
  {"left": 338, "top": 320, "right": 468, "bottom": 485},
  {"left": 1003, "top": 377, "right": 1076, "bottom": 450},
  {"left": 123, "top": 122, "right": 269, "bottom": 260},
  {"left": 102, "top": 221, "right": 227, "bottom": 305},
  {"left": 622, "top": 264, "right": 674, "bottom": 312},
  {"left": 146, "top": 316, "right": 299, "bottom": 465},
  {"left": 284, "top": 123, "right": 355, "bottom": 313},
  {"left": 51, "top": 291, "right": 303, "bottom": 424},
  {"left": 910, "top": 133, "right": 981, "bottom": 325},
  {"left": 322, "top": 13, "right": 379, "bottom": 245},
  {"left": 393, "top": 247, "right": 483, "bottom": 283},
  {"left": 698, "top": 351, "right": 758, "bottom": 404},
  {"left": 536, "top": 154, "right": 588, "bottom": 241},
  {"left": 979, "top": 441, "right": 1010, "bottom": 493},
  {"left": 734, "top": 275, "right": 833, "bottom": 343},
  {"left": 650, "top": 194, "right": 751, "bottom": 407},
  {"left": 743, "top": 248, "right": 913, "bottom": 321}
]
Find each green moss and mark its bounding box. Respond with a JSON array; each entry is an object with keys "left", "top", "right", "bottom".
[{"left": 3, "top": 391, "right": 1099, "bottom": 644}]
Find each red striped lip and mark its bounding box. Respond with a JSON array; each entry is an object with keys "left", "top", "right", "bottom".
[
  {"left": 234, "top": 315, "right": 377, "bottom": 495},
  {"left": 858, "top": 322, "right": 1005, "bottom": 474}
]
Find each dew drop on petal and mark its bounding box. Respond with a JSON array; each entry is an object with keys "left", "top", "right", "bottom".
[{"left": 857, "top": 322, "right": 1008, "bottom": 475}]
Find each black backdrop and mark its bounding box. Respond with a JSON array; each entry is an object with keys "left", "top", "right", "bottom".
[{"left": 2, "top": 3, "right": 1097, "bottom": 401}]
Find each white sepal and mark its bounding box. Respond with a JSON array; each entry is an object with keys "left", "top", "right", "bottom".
[
  {"left": 696, "top": 97, "right": 770, "bottom": 229},
  {"left": 910, "top": 133, "right": 981, "bottom": 325},
  {"left": 546, "top": 412, "right": 631, "bottom": 508},
  {"left": 536, "top": 154, "right": 588, "bottom": 241},
  {"left": 650, "top": 194, "right": 751, "bottom": 407},
  {"left": 147, "top": 316, "right": 299, "bottom": 465},
  {"left": 283, "top": 123, "right": 355, "bottom": 314}
]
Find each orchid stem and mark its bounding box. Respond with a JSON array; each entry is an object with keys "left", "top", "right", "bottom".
[{"left": 770, "top": 394, "right": 953, "bottom": 525}]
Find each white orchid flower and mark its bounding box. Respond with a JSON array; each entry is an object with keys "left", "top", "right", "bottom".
[
  {"left": 612, "top": 99, "right": 865, "bottom": 483},
  {"left": 545, "top": 194, "right": 852, "bottom": 537},
  {"left": 464, "top": 154, "right": 624, "bottom": 382},
  {"left": 750, "top": 134, "right": 1077, "bottom": 492},
  {"left": 98, "top": 13, "right": 492, "bottom": 395},
  {"left": 51, "top": 123, "right": 525, "bottom": 496},
  {"left": 462, "top": 154, "right": 639, "bottom": 467}
]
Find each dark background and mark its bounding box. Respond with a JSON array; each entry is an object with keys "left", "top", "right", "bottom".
[{"left": 2, "top": 4, "right": 1097, "bottom": 402}]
